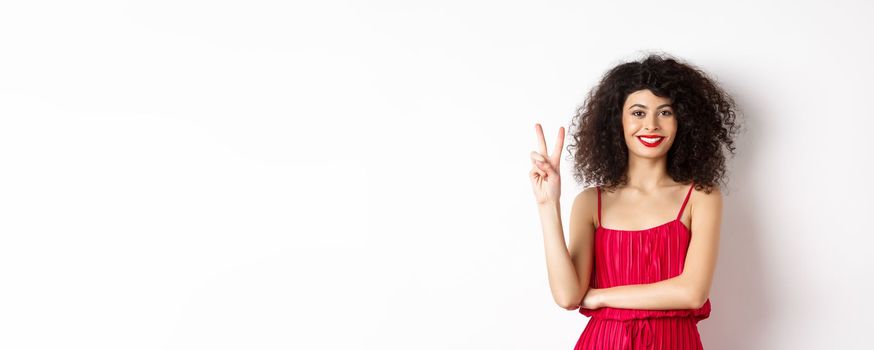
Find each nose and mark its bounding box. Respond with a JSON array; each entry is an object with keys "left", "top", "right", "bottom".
[{"left": 644, "top": 115, "right": 660, "bottom": 131}]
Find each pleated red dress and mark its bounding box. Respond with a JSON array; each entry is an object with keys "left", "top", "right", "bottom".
[{"left": 575, "top": 182, "right": 711, "bottom": 349}]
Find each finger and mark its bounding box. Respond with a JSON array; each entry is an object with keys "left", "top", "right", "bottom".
[
  {"left": 530, "top": 167, "right": 543, "bottom": 179},
  {"left": 531, "top": 166, "right": 546, "bottom": 179},
  {"left": 535, "top": 160, "right": 553, "bottom": 174},
  {"left": 535, "top": 123, "right": 549, "bottom": 158},
  {"left": 551, "top": 126, "right": 565, "bottom": 165},
  {"left": 536, "top": 159, "right": 557, "bottom": 177},
  {"left": 530, "top": 169, "right": 545, "bottom": 183},
  {"left": 530, "top": 151, "right": 546, "bottom": 163}
]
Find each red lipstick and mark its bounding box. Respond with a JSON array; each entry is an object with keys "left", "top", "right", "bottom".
[{"left": 637, "top": 135, "right": 665, "bottom": 147}]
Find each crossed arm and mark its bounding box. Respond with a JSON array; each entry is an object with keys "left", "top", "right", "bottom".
[{"left": 582, "top": 187, "right": 722, "bottom": 310}]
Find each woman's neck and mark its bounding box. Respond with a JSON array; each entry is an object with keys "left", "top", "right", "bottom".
[{"left": 624, "top": 154, "right": 674, "bottom": 191}]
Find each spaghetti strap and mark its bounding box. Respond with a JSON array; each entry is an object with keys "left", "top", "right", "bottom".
[
  {"left": 596, "top": 186, "right": 602, "bottom": 226},
  {"left": 677, "top": 182, "right": 695, "bottom": 220}
]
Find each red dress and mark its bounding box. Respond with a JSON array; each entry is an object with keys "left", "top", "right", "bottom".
[{"left": 575, "top": 182, "right": 711, "bottom": 349}]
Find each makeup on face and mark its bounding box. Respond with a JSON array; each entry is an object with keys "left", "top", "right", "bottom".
[
  {"left": 623, "top": 90, "right": 675, "bottom": 150},
  {"left": 636, "top": 134, "right": 665, "bottom": 147}
]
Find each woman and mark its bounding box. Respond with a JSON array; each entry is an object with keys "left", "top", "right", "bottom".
[{"left": 529, "top": 53, "right": 740, "bottom": 349}]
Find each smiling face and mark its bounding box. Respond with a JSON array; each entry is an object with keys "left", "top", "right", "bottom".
[{"left": 621, "top": 89, "right": 678, "bottom": 159}]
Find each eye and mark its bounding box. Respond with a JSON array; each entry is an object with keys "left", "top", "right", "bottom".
[
  {"left": 660, "top": 110, "right": 673, "bottom": 116},
  {"left": 632, "top": 111, "right": 645, "bottom": 118}
]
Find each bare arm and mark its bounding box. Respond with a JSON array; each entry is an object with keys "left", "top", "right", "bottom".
[
  {"left": 584, "top": 186, "right": 722, "bottom": 310},
  {"left": 538, "top": 201, "right": 579, "bottom": 309},
  {"left": 529, "top": 123, "right": 595, "bottom": 310},
  {"left": 539, "top": 189, "right": 596, "bottom": 310}
]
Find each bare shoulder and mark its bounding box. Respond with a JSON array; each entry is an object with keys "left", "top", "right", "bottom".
[
  {"left": 572, "top": 187, "right": 598, "bottom": 210},
  {"left": 570, "top": 187, "right": 598, "bottom": 227},
  {"left": 691, "top": 184, "right": 723, "bottom": 217}
]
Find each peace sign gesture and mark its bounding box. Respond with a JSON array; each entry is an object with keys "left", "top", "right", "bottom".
[{"left": 529, "top": 123, "right": 565, "bottom": 205}]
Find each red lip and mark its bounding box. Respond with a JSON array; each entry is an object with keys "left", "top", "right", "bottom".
[{"left": 637, "top": 136, "right": 665, "bottom": 147}]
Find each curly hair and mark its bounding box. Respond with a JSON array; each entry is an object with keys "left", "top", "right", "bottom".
[{"left": 565, "top": 53, "right": 741, "bottom": 195}]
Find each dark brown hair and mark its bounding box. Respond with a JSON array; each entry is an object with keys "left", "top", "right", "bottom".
[{"left": 565, "top": 53, "right": 741, "bottom": 194}]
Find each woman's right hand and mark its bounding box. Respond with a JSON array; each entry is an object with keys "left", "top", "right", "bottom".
[{"left": 529, "top": 123, "right": 564, "bottom": 206}]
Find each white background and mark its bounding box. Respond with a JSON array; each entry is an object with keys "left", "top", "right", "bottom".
[{"left": 1, "top": 1, "right": 872, "bottom": 349}]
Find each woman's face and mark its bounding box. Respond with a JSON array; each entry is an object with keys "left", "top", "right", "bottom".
[{"left": 621, "top": 89, "right": 677, "bottom": 159}]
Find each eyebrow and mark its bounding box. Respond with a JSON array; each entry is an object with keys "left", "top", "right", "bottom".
[{"left": 628, "top": 103, "right": 672, "bottom": 110}]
